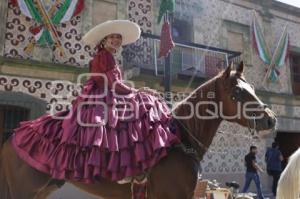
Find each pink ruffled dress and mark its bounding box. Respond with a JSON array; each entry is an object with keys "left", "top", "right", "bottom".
[{"left": 11, "top": 48, "right": 179, "bottom": 183}]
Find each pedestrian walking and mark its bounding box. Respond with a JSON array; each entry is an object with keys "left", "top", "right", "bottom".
[
  {"left": 265, "top": 142, "right": 283, "bottom": 196},
  {"left": 242, "top": 145, "right": 265, "bottom": 199}
]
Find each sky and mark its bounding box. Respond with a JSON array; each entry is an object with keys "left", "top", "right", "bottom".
[{"left": 276, "top": 0, "right": 300, "bottom": 8}]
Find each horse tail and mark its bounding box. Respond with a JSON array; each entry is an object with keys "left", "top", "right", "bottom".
[
  {"left": 277, "top": 148, "right": 300, "bottom": 199},
  {"left": 0, "top": 145, "right": 11, "bottom": 199}
]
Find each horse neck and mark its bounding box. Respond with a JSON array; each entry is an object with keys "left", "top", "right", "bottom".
[{"left": 173, "top": 77, "right": 223, "bottom": 158}]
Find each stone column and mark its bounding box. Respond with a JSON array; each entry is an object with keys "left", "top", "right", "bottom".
[{"left": 0, "top": 0, "right": 8, "bottom": 56}]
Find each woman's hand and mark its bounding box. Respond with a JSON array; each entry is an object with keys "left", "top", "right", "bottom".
[{"left": 138, "top": 87, "right": 162, "bottom": 98}]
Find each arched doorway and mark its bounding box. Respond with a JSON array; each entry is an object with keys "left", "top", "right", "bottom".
[
  {"left": 275, "top": 132, "right": 300, "bottom": 169},
  {"left": 0, "top": 91, "right": 47, "bottom": 143},
  {"left": 0, "top": 105, "right": 29, "bottom": 143}
]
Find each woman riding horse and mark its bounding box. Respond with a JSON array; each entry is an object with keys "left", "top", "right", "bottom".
[
  {"left": 11, "top": 20, "right": 179, "bottom": 183},
  {"left": 0, "top": 20, "right": 277, "bottom": 199}
]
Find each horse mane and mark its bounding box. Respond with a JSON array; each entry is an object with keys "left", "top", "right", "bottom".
[
  {"left": 277, "top": 148, "right": 300, "bottom": 199},
  {"left": 172, "top": 73, "right": 223, "bottom": 158},
  {"left": 172, "top": 73, "right": 222, "bottom": 112}
]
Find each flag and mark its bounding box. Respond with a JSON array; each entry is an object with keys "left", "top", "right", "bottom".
[
  {"left": 252, "top": 10, "right": 272, "bottom": 65},
  {"left": 11, "top": 0, "right": 84, "bottom": 46},
  {"left": 274, "top": 27, "right": 289, "bottom": 67},
  {"left": 158, "top": 21, "right": 175, "bottom": 58},
  {"left": 157, "top": 0, "right": 175, "bottom": 24},
  {"left": 265, "top": 26, "right": 289, "bottom": 82}
]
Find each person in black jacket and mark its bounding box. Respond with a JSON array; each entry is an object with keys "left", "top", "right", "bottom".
[{"left": 242, "top": 145, "right": 265, "bottom": 199}]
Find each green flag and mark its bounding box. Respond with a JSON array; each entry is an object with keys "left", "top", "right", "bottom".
[{"left": 157, "top": 0, "right": 175, "bottom": 24}]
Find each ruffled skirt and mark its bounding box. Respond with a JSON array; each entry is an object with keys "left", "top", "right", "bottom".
[{"left": 11, "top": 79, "right": 179, "bottom": 183}]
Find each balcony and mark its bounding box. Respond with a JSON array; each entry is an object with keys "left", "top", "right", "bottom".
[{"left": 122, "top": 32, "right": 241, "bottom": 81}]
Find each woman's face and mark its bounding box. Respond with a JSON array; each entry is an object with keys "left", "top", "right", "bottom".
[{"left": 103, "top": 34, "right": 122, "bottom": 53}]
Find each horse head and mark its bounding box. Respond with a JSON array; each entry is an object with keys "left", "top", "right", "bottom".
[
  {"left": 216, "top": 61, "right": 276, "bottom": 132},
  {"left": 173, "top": 61, "right": 276, "bottom": 159}
]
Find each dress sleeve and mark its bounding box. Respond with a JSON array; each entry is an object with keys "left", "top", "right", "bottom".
[
  {"left": 106, "top": 67, "right": 137, "bottom": 95},
  {"left": 90, "top": 50, "right": 136, "bottom": 95}
]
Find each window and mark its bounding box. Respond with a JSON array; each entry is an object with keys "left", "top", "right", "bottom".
[
  {"left": 227, "top": 31, "right": 244, "bottom": 52},
  {"left": 0, "top": 105, "right": 29, "bottom": 144},
  {"left": 290, "top": 53, "right": 300, "bottom": 95},
  {"left": 172, "top": 17, "right": 193, "bottom": 42},
  {"left": 227, "top": 31, "right": 244, "bottom": 63}
]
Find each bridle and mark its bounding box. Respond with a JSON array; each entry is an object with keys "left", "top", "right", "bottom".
[{"left": 175, "top": 77, "right": 264, "bottom": 158}]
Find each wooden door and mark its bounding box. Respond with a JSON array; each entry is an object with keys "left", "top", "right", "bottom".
[{"left": 275, "top": 132, "right": 300, "bottom": 168}]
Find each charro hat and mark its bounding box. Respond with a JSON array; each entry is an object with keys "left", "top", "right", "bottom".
[{"left": 82, "top": 20, "right": 141, "bottom": 46}]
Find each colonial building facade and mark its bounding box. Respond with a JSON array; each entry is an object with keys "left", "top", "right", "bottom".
[{"left": 0, "top": 0, "right": 299, "bottom": 198}]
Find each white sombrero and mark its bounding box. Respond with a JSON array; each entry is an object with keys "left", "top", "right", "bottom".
[{"left": 82, "top": 20, "right": 141, "bottom": 46}]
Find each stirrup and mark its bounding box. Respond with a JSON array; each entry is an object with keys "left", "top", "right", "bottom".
[
  {"left": 118, "top": 173, "right": 147, "bottom": 184},
  {"left": 117, "top": 177, "right": 132, "bottom": 184},
  {"left": 131, "top": 176, "right": 148, "bottom": 199}
]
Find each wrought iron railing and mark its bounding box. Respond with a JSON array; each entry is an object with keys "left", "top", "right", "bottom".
[{"left": 122, "top": 32, "right": 241, "bottom": 78}]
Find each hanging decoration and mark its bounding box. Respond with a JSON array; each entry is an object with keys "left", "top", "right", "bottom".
[
  {"left": 10, "top": 0, "right": 84, "bottom": 56},
  {"left": 263, "top": 27, "right": 289, "bottom": 84},
  {"left": 251, "top": 10, "right": 289, "bottom": 85},
  {"left": 157, "top": 0, "right": 175, "bottom": 59},
  {"left": 158, "top": 21, "right": 175, "bottom": 58}
]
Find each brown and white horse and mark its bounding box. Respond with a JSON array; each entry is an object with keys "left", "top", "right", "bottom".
[{"left": 0, "top": 61, "right": 276, "bottom": 199}]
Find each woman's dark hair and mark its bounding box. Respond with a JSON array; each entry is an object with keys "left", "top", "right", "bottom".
[{"left": 89, "top": 38, "right": 107, "bottom": 71}]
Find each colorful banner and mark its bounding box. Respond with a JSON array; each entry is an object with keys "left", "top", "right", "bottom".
[
  {"left": 252, "top": 11, "right": 272, "bottom": 65},
  {"left": 252, "top": 10, "right": 289, "bottom": 84},
  {"left": 264, "top": 26, "right": 289, "bottom": 83},
  {"left": 10, "top": 0, "right": 84, "bottom": 48}
]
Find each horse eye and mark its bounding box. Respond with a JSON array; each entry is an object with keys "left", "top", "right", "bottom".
[{"left": 235, "top": 87, "right": 242, "bottom": 93}]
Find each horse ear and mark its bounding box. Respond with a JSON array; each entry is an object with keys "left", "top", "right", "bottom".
[
  {"left": 222, "top": 62, "right": 232, "bottom": 79},
  {"left": 237, "top": 61, "right": 244, "bottom": 74}
]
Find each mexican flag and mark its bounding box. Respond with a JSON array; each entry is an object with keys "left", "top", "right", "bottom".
[
  {"left": 268, "top": 27, "right": 289, "bottom": 82},
  {"left": 252, "top": 10, "right": 289, "bottom": 83},
  {"left": 252, "top": 10, "right": 272, "bottom": 65},
  {"left": 273, "top": 27, "right": 289, "bottom": 67},
  {"left": 11, "top": 0, "right": 84, "bottom": 46}
]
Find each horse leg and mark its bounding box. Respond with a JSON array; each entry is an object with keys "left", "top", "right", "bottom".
[
  {"left": 71, "top": 150, "right": 198, "bottom": 199},
  {"left": 71, "top": 179, "right": 132, "bottom": 199},
  {"left": 2, "top": 141, "right": 52, "bottom": 199},
  {"left": 148, "top": 150, "right": 198, "bottom": 199},
  {"left": 0, "top": 153, "right": 11, "bottom": 199}
]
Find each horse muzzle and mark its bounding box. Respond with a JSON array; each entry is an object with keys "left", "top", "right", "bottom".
[{"left": 254, "top": 108, "right": 277, "bottom": 131}]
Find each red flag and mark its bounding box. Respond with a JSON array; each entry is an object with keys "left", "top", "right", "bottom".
[{"left": 158, "top": 21, "right": 175, "bottom": 58}]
